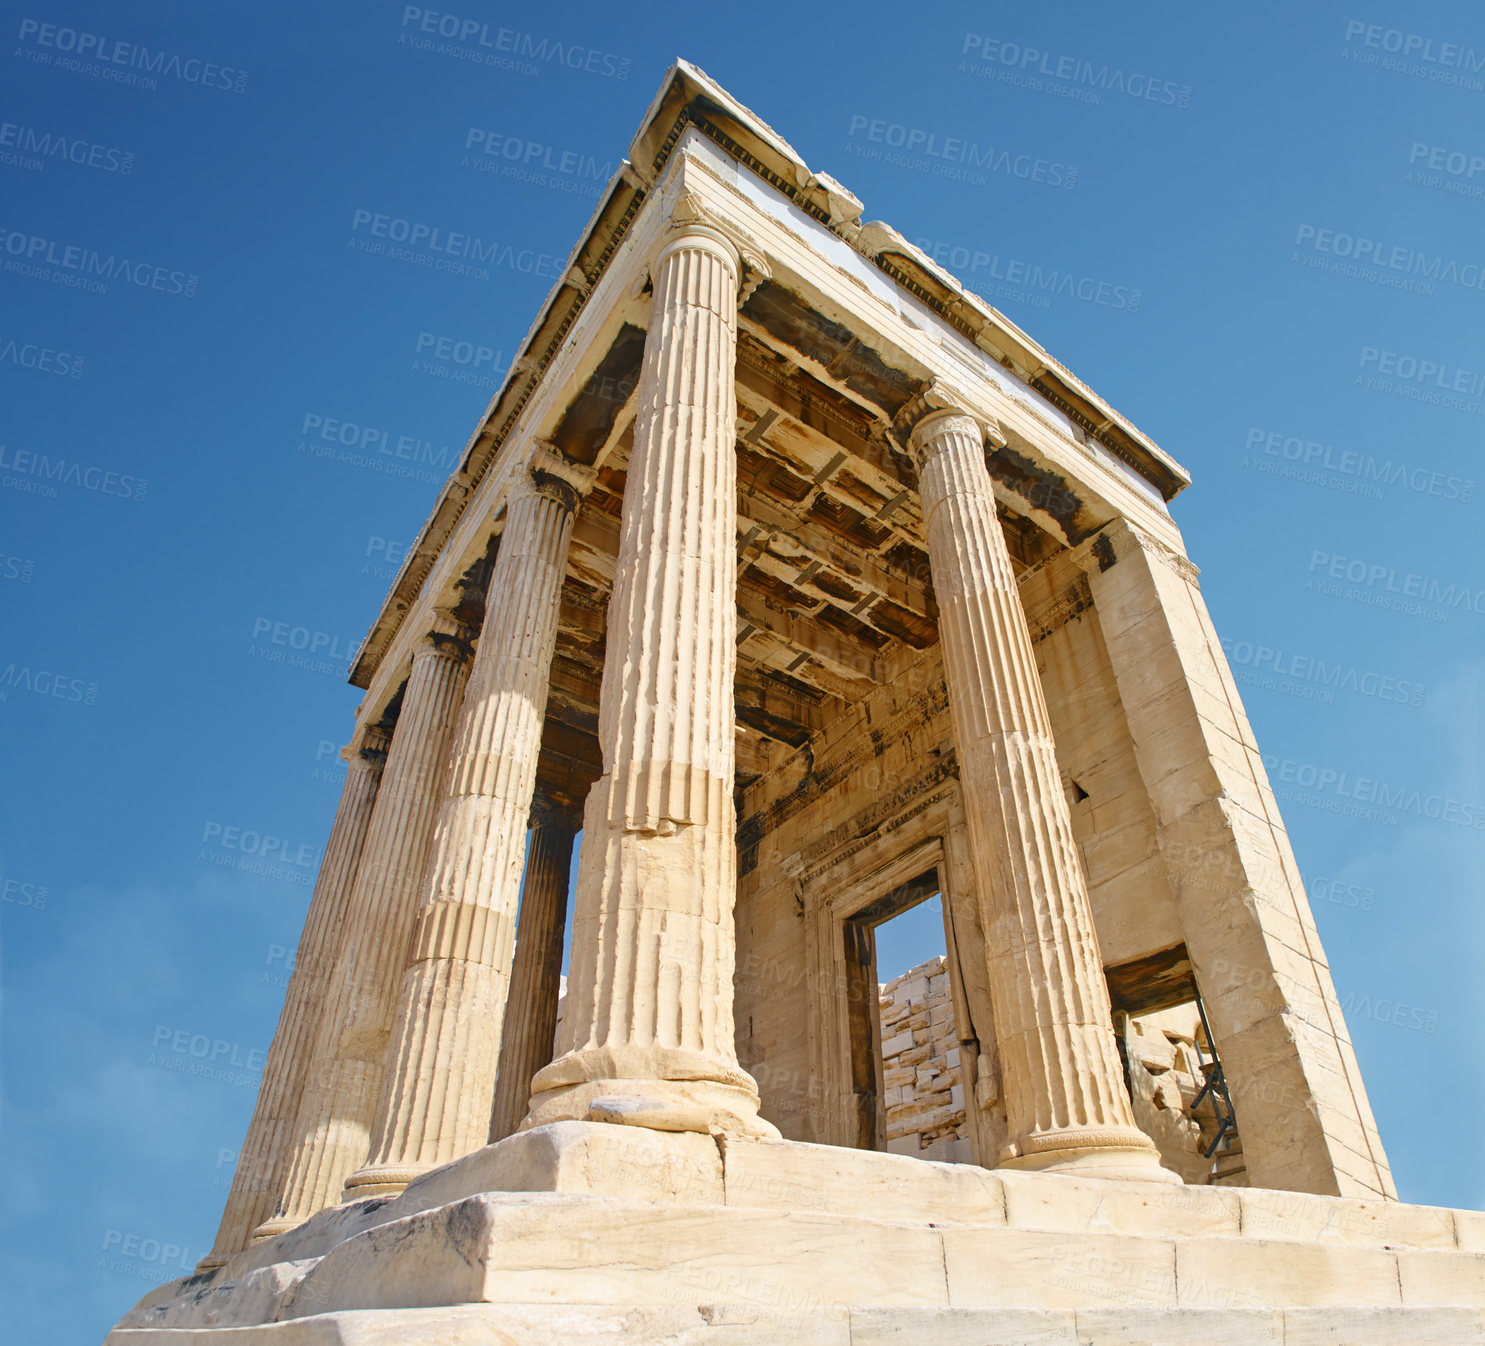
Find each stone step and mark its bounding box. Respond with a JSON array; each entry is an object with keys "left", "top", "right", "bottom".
[
  {"left": 106, "top": 1301, "right": 1485, "bottom": 1344},
  {"left": 854, "top": 1305, "right": 1485, "bottom": 1344},
  {"left": 113, "top": 1126, "right": 1485, "bottom": 1341},
  {"left": 717, "top": 1132, "right": 1462, "bottom": 1252},
  {"left": 136, "top": 1190, "right": 1485, "bottom": 1330}
]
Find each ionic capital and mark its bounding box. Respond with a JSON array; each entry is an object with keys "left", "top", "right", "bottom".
[
  {"left": 422, "top": 611, "right": 474, "bottom": 663},
  {"left": 896, "top": 382, "right": 1007, "bottom": 472},
  {"left": 355, "top": 724, "right": 392, "bottom": 765},
  {"left": 527, "top": 795, "right": 578, "bottom": 833},
  {"left": 662, "top": 189, "right": 738, "bottom": 260},
  {"left": 737, "top": 246, "right": 771, "bottom": 305},
  {"left": 651, "top": 186, "right": 769, "bottom": 300},
  {"left": 519, "top": 442, "right": 596, "bottom": 514}
]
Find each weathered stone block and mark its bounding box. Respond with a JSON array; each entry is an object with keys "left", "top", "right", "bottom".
[
  {"left": 1399, "top": 1250, "right": 1485, "bottom": 1306},
  {"left": 393, "top": 1120, "right": 724, "bottom": 1217},
  {"left": 943, "top": 1227, "right": 1177, "bottom": 1309},
  {"left": 847, "top": 1307, "right": 1078, "bottom": 1345},
  {"left": 288, "top": 1194, "right": 952, "bottom": 1317},
  {"left": 719, "top": 1135, "right": 1005, "bottom": 1225},
  {"left": 1282, "top": 1306, "right": 1485, "bottom": 1345},
  {"left": 999, "top": 1171, "right": 1241, "bottom": 1240},
  {"left": 1175, "top": 1238, "right": 1400, "bottom": 1308},
  {"left": 1229, "top": 1188, "right": 1449, "bottom": 1247},
  {"left": 1074, "top": 1308, "right": 1285, "bottom": 1344},
  {"left": 1457, "top": 1208, "right": 1485, "bottom": 1253}
]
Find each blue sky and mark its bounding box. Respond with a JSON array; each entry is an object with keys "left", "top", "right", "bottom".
[{"left": 2, "top": 2, "right": 1481, "bottom": 1337}]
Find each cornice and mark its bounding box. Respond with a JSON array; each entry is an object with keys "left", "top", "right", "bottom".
[{"left": 349, "top": 61, "right": 1190, "bottom": 694}]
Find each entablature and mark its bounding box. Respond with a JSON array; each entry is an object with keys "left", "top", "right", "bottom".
[{"left": 348, "top": 61, "right": 1193, "bottom": 778}]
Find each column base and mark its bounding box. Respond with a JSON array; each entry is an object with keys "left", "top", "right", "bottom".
[
  {"left": 527, "top": 1043, "right": 780, "bottom": 1139},
  {"left": 341, "top": 1162, "right": 431, "bottom": 1201},
  {"left": 247, "top": 1215, "right": 300, "bottom": 1243},
  {"left": 525, "top": 1076, "right": 781, "bottom": 1139},
  {"left": 999, "top": 1126, "right": 1181, "bottom": 1184}
]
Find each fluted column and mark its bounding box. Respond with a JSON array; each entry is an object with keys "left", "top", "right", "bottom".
[
  {"left": 488, "top": 801, "right": 577, "bottom": 1143},
  {"left": 908, "top": 400, "right": 1171, "bottom": 1182},
  {"left": 197, "top": 727, "right": 389, "bottom": 1271},
  {"left": 254, "top": 624, "right": 471, "bottom": 1237},
  {"left": 343, "top": 470, "right": 582, "bottom": 1197},
  {"left": 526, "top": 218, "right": 776, "bottom": 1138}
]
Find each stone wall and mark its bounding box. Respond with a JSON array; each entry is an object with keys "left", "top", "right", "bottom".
[
  {"left": 877, "top": 958, "right": 1243, "bottom": 1184},
  {"left": 879, "top": 956, "right": 971, "bottom": 1163},
  {"left": 1120, "top": 1004, "right": 1246, "bottom": 1185}
]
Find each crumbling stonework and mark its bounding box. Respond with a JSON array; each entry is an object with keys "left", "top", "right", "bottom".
[
  {"left": 879, "top": 956, "right": 970, "bottom": 1162},
  {"left": 1121, "top": 1006, "right": 1247, "bottom": 1187},
  {"left": 880, "top": 962, "right": 1245, "bottom": 1186}
]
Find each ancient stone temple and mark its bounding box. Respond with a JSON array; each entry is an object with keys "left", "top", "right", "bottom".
[{"left": 110, "top": 62, "right": 1485, "bottom": 1344}]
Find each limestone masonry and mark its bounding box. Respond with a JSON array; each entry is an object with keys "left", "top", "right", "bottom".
[
  {"left": 879, "top": 957, "right": 971, "bottom": 1163},
  {"left": 108, "top": 61, "right": 1485, "bottom": 1345},
  {"left": 880, "top": 956, "right": 1244, "bottom": 1184}
]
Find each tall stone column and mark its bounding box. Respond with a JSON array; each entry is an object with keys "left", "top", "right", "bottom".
[
  {"left": 254, "top": 623, "right": 471, "bottom": 1238},
  {"left": 343, "top": 469, "right": 582, "bottom": 1198},
  {"left": 907, "top": 398, "right": 1170, "bottom": 1181},
  {"left": 526, "top": 217, "right": 776, "bottom": 1139},
  {"left": 488, "top": 800, "right": 577, "bottom": 1143},
  {"left": 197, "top": 726, "right": 389, "bottom": 1272}
]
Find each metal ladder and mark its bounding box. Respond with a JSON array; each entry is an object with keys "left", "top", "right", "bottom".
[{"left": 1191, "top": 991, "right": 1245, "bottom": 1185}]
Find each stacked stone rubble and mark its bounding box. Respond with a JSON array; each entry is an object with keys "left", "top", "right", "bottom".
[
  {"left": 879, "top": 956, "right": 970, "bottom": 1162},
  {"left": 879, "top": 958, "right": 1242, "bottom": 1184},
  {"left": 1120, "top": 1005, "right": 1247, "bottom": 1186}
]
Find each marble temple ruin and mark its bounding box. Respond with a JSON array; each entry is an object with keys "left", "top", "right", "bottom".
[{"left": 108, "top": 61, "right": 1485, "bottom": 1345}]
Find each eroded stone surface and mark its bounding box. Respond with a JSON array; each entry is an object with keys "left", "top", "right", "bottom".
[{"left": 879, "top": 957, "right": 971, "bottom": 1161}]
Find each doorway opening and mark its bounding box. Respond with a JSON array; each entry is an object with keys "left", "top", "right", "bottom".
[{"left": 842, "top": 870, "right": 969, "bottom": 1161}]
